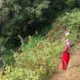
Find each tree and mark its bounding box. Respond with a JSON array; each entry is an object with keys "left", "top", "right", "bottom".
[
  {"left": 0, "top": 0, "right": 50, "bottom": 47},
  {"left": 0, "top": 0, "right": 80, "bottom": 47}
]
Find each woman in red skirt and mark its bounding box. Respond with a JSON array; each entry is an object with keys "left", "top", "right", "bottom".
[{"left": 61, "top": 39, "right": 71, "bottom": 70}]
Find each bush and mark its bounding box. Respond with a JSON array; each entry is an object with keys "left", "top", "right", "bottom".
[
  {"left": 0, "top": 39, "right": 64, "bottom": 80},
  {"left": 55, "top": 8, "right": 80, "bottom": 42},
  {"left": 1, "top": 8, "right": 80, "bottom": 80}
]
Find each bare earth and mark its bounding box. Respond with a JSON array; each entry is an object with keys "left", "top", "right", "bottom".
[{"left": 50, "top": 42, "right": 80, "bottom": 80}]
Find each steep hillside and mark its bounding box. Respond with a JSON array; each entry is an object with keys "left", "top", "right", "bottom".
[
  {"left": 50, "top": 42, "right": 80, "bottom": 80},
  {"left": 0, "top": 8, "right": 80, "bottom": 80}
]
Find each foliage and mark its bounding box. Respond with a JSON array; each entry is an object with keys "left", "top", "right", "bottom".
[
  {"left": 65, "top": 0, "right": 80, "bottom": 8},
  {"left": 0, "top": 0, "right": 80, "bottom": 79},
  {"left": 0, "top": 39, "right": 64, "bottom": 80},
  {"left": 23, "top": 35, "right": 44, "bottom": 52},
  {"left": 1, "top": 0, "right": 80, "bottom": 47},
  {"left": 0, "top": 66, "right": 48, "bottom": 80},
  {"left": 0, "top": 0, "right": 50, "bottom": 37},
  {"left": 56, "top": 8, "right": 80, "bottom": 41}
]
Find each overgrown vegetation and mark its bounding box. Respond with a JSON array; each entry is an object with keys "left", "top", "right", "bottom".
[
  {"left": 0, "top": 0, "right": 80, "bottom": 80},
  {"left": 0, "top": 8, "right": 80, "bottom": 80},
  {"left": 0, "top": 0, "right": 80, "bottom": 47}
]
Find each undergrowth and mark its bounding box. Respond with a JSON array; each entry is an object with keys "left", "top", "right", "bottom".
[{"left": 0, "top": 8, "right": 80, "bottom": 80}]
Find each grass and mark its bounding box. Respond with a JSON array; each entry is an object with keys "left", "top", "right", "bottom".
[
  {"left": 0, "top": 8, "right": 80, "bottom": 80},
  {"left": 23, "top": 35, "right": 44, "bottom": 52}
]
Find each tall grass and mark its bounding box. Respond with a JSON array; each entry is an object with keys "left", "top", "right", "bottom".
[{"left": 0, "top": 8, "right": 80, "bottom": 80}]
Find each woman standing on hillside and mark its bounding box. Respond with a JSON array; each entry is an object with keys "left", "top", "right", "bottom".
[{"left": 61, "top": 29, "right": 71, "bottom": 70}]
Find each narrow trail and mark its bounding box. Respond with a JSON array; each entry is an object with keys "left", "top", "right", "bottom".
[{"left": 50, "top": 42, "right": 80, "bottom": 80}]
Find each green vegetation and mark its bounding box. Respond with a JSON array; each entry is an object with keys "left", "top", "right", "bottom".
[
  {"left": 0, "top": 0, "right": 80, "bottom": 46},
  {"left": 0, "top": 0, "right": 80, "bottom": 80}
]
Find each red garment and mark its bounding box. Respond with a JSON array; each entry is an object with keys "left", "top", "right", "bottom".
[
  {"left": 61, "top": 39, "right": 71, "bottom": 70},
  {"left": 61, "top": 50, "right": 70, "bottom": 70}
]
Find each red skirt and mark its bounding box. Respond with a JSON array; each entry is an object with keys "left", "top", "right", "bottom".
[{"left": 61, "top": 51, "right": 70, "bottom": 70}]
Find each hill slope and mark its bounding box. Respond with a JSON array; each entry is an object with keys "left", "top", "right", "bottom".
[
  {"left": 50, "top": 42, "right": 80, "bottom": 80},
  {"left": 0, "top": 8, "right": 80, "bottom": 80}
]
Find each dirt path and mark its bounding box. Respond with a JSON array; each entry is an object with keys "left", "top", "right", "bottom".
[{"left": 50, "top": 43, "right": 80, "bottom": 80}]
